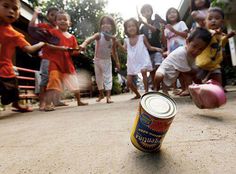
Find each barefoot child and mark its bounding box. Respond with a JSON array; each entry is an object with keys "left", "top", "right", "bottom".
[
  {"left": 29, "top": 6, "right": 61, "bottom": 110},
  {"left": 80, "top": 15, "right": 120, "bottom": 103},
  {"left": 0, "top": 0, "right": 45, "bottom": 112},
  {"left": 139, "top": 4, "right": 164, "bottom": 89},
  {"left": 42, "top": 10, "right": 88, "bottom": 111},
  {"left": 117, "top": 18, "right": 162, "bottom": 99},
  {"left": 163, "top": 7, "right": 189, "bottom": 96}
]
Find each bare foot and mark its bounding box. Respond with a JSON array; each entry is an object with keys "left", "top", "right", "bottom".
[
  {"left": 172, "top": 89, "right": 180, "bottom": 95},
  {"left": 179, "top": 90, "right": 190, "bottom": 96},
  {"left": 131, "top": 95, "right": 141, "bottom": 100},
  {"left": 162, "top": 90, "right": 170, "bottom": 96},
  {"left": 77, "top": 101, "right": 88, "bottom": 106},
  {"left": 96, "top": 96, "right": 104, "bottom": 102},
  {"left": 107, "top": 98, "right": 114, "bottom": 104},
  {"left": 55, "top": 102, "right": 68, "bottom": 107}
]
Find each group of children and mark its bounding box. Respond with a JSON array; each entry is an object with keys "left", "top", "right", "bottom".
[{"left": 0, "top": 0, "right": 235, "bottom": 112}]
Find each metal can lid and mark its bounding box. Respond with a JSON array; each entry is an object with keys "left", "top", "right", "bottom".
[{"left": 140, "top": 92, "right": 177, "bottom": 119}]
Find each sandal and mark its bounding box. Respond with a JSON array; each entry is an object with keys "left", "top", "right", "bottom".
[
  {"left": 12, "top": 107, "right": 33, "bottom": 113},
  {"left": 12, "top": 102, "right": 33, "bottom": 112}
]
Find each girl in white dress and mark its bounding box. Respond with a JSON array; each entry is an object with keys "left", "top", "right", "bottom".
[{"left": 117, "top": 18, "right": 162, "bottom": 99}]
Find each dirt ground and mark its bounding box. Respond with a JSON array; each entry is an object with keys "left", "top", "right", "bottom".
[{"left": 0, "top": 87, "right": 236, "bottom": 174}]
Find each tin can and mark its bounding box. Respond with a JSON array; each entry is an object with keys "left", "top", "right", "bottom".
[{"left": 130, "top": 92, "right": 177, "bottom": 152}]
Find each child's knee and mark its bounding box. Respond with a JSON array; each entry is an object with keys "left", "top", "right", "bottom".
[{"left": 155, "top": 72, "right": 163, "bottom": 81}]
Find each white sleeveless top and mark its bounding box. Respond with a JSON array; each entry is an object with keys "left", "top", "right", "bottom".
[
  {"left": 125, "top": 34, "right": 152, "bottom": 75},
  {"left": 95, "top": 33, "right": 112, "bottom": 59}
]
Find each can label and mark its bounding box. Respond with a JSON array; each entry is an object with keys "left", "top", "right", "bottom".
[
  {"left": 130, "top": 92, "right": 177, "bottom": 152},
  {"left": 131, "top": 109, "right": 172, "bottom": 152}
]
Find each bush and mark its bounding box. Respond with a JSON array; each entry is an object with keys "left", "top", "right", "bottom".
[{"left": 112, "top": 75, "right": 122, "bottom": 95}]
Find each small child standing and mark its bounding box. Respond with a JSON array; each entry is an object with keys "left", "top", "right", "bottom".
[
  {"left": 42, "top": 10, "right": 88, "bottom": 111},
  {"left": 117, "top": 18, "right": 162, "bottom": 99},
  {"left": 190, "top": 0, "right": 211, "bottom": 28},
  {"left": 163, "top": 7, "right": 189, "bottom": 95},
  {"left": 154, "top": 28, "right": 212, "bottom": 94},
  {"left": 164, "top": 8, "right": 188, "bottom": 54},
  {"left": 139, "top": 4, "right": 164, "bottom": 89},
  {"left": 195, "top": 7, "right": 235, "bottom": 85},
  {"left": 29, "top": 6, "right": 60, "bottom": 110},
  {"left": 0, "top": 0, "right": 45, "bottom": 112},
  {"left": 80, "top": 15, "right": 120, "bottom": 103}
]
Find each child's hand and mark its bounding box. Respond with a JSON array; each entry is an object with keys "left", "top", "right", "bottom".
[
  {"left": 78, "top": 45, "right": 86, "bottom": 52},
  {"left": 138, "top": 16, "right": 147, "bottom": 24},
  {"left": 163, "top": 51, "right": 168, "bottom": 58},
  {"left": 155, "top": 48, "right": 163, "bottom": 53},
  {"left": 228, "top": 30, "right": 236, "bottom": 38},
  {"left": 116, "top": 62, "right": 121, "bottom": 71},
  {"left": 165, "top": 24, "right": 175, "bottom": 32}
]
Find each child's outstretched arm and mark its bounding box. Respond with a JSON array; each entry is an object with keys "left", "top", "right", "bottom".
[
  {"left": 143, "top": 35, "right": 163, "bottom": 53},
  {"left": 45, "top": 43, "right": 71, "bottom": 51},
  {"left": 23, "top": 42, "right": 46, "bottom": 53},
  {"left": 218, "top": 30, "right": 236, "bottom": 47},
  {"left": 29, "top": 7, "right": 41, "bottom": 27},
  {"left": 80, "top": 33, "right": 100, "bottom": 51}
]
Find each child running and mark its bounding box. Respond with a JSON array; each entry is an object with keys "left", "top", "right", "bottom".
[
  {"left": 117, "top": 18, "right": 162, "bottom": 99},
  {"left": 195, "top": 7, "right": 235, "bottom": 85},
  {"left": 42, "top": 10, "right": 88, "bottom": 111},
  {"left": 154, "top": 28, "right": 212, "bottom": 95},
  {"left": 0, "top": 0, "right": 45, "bottom": 112},
  {"left": 80, "top": 15, "right": 120, "bottom": 103}
]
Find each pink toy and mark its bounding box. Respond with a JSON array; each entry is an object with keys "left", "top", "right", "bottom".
[{"left": 189, "top": 80, "right": 227, "bottom": 109}]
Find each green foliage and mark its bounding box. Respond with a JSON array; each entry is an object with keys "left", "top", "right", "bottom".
[
  {"left": 211, "top": 0, "right": 230, "bottom": 10},
  {"left": 112, "top": 75, "right": 122, "bottom": 95}
]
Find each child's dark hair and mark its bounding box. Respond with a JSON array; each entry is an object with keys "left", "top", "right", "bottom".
[
  {"left": 190, "top": 0, "right": 211, "bottom": 11},
  {"left": 55, "top": 10, "right": 71, "bottom": 21},
  {"left": 166, "top": 7, "right": 180, "bottom": 24},
  {"left": 187, "top": 27, "right": 211, "bottom": 45},
  {"left": 208, "top": 7, "right": 224, "bottom": 19},
  {"left": 141, "top": 4, "right": 153, "bottom": 15},
  {"left": 124, "top": 18, "right": 139, "bottom": 37},
  {"left": 99, "top": 15, "right": 116, "bottom": 34},
  {"left": 46, "top": 7, "right": 59, "bottom": 16}
]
